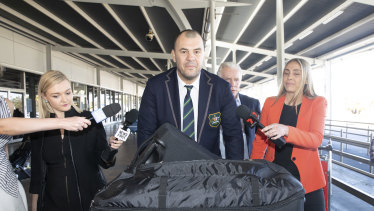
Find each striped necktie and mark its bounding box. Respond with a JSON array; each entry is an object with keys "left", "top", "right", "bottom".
[{"left": 183, "top": 85, "right": 195, "bottom": 140}]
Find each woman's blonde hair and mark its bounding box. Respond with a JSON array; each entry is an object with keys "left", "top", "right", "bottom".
[
  {"left": 37, "top": 70, "right": 81, "bottom": 118},
  {"left": 276, "top": 58, "right": 317, "bottom": 106}
]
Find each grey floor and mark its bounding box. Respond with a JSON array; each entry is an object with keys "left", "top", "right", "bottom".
[{"left": 8, "top": 123, "right": 374, "bottom": 211}]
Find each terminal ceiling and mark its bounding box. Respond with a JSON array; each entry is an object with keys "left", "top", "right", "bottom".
[{"left": 0, "top": 0, "right": 373, "bottom": 89}]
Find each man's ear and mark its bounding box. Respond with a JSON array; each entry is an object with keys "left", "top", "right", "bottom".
[{"left": 171, "top": 49, "right": 176, "bottom": 63}]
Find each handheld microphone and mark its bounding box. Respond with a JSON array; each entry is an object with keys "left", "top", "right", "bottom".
[
  {"left": 236, "top": 105, "right": 286, "bottom": 148},
  {"left": 90, "top": 103, "right": 121, "bottom": 123},
  {"left": 114, "top": 109, "right": 139, "bottom": 142}
]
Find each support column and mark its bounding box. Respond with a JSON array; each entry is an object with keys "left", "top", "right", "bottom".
[
  {"left": 276, "top": 0, "right": 285, "bottom": 87},
  {"left": 210, "top": 0, "right": 216, "bottom": 74},
  {"left": 96, "top": 67, "right": 101, "bottom": 107},
  {"left": 46, "top": 44, "right": 52, "bottom": 71}
]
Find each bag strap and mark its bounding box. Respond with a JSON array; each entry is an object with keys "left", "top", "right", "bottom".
[
  {"left": 250, "top": 176, "right": 261, "bottom": 206},
  {"left": 158, "top": 176, "right": 168, "bottom": 208}
]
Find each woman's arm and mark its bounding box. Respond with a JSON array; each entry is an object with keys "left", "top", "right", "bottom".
[
  {"left": 0, "top": 117, "right": 91, "bottom": 136},
  {"left": 31, "top": 194, "right": 38, "bottom": 211}
]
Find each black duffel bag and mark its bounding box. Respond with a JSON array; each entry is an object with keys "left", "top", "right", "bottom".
[{"left": 91, "top": 123, "right": 305, "bottom": 211}]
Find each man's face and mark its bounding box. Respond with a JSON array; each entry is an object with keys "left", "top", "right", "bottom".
[
  {"left": 172, "top": 33, "right": 204, "bottom": 84},
  {"left": 220, "top": 67, "right": 241, "bottom": 98}
]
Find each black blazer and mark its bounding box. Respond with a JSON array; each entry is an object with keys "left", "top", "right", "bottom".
[
  {"left": 238, "top": 94, "right": 261, "bottom": 156},
  {"left": 137, "top": 68, "right": 244, "bottom": 160},
  {"left": 29, "top": 108, "right": 115, "bottom": 211}
]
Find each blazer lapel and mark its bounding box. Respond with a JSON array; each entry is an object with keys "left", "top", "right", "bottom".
[
  {"left": 272, "top": 95, "right": 286, "bottom": 124},
  {"left": 197, "top": 70, "right": 213, "bottom": 142},
  {"left": 165, "top": 68, "right": 181, "bottom": 129}
]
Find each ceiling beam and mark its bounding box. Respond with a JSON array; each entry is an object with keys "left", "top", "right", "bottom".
[
  {"left": 163, "top": 0, "right": 191, "bottom": 30},
  {"left": 220, "top": 0, "right": 266, "bottom": 63},
  {"left": 297, "top": 13, "right": 374, "bottom": 56},
  {"left": 216, "top": 41, "right": 323, "bottom": 65},
  {"left": 103, "top": 3, "right": 163, "bottom": 71},
  {"left": 52, "top": 46, "right": 173, "bottom": 59},
  {"left": 23, "top": 0, "right": 138, "bottom": 79},
  {"left": 237, "top": 0, "right": 309, "bottom": 65},
  {"left": 101, "top": 67, "right": 161, "bottom": 75},
  {"left": 65, "top": 0, "right": 251, "bottom": 9},
  {"left": 0, "top": 2, "right": 115, "bottom": 68},
  {"left": 352, "top": 0, "right": 374, "bottom": 6},
  {"left": 238, "top": 0, "right": 355, "bottom": 89},
  {"left": 319, "top": 34, "right": 374, "bottom": 60},
  {"left": 140, "top": 6, "right": 171, "bottom": 69},
  {"left": 65, "top": 1, "right": 148, "bottom": 79}
]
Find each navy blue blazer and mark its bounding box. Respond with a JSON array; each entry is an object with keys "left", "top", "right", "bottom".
[
  {"left": 238, "top": 94, "right": 261, "bottom": 157},
  {"left": 137, "top": 68, "right": 244, "bottom": 160}
]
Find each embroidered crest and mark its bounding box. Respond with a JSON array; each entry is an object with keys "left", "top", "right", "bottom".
[{"left": 208, "top": 112, "right": 221, "bottom": 127}]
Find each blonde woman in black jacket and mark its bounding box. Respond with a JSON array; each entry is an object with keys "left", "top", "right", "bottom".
[{"left": 30, "top": 70, "right": 122, "bottom": 211}]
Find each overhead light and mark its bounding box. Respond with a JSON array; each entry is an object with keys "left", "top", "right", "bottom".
[
  {"left": 256, "top": 62, "right": 263, "bottom": 67},
  {"left": 298, "top": 30, "right": 313, "bottom": 40},
  {"left": 323, "top": 11, "right": 344, "bottom": 25}
]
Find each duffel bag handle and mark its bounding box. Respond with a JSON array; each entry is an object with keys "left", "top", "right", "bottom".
[{"left": 128, "top": 136, "right": 166, "bottom": 170}]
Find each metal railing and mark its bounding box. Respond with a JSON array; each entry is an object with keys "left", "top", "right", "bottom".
[{"left": 323, "top": 119, "right": 374, "bottom": 206}]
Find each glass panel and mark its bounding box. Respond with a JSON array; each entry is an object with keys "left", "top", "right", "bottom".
[
  {"left": 0, "top": 68, "right": 23, "bottom": 89},
  {"left": 0, "top": 91, "right": 7, "bottom": 98},
  {"left": 100, "top": 89, "right": 105, "bottom": 108},
  {"left": 87, "top": 86, "right": 94, "bottom": 111},
  {"left": 25, "top": 72, "right": 40, "bottom": 118},
  {"left": 73, "top": 82, "right": 87, "bottom": 110},
  {"left": 9, "top": 92, "right": 24, "bottom": 116}
]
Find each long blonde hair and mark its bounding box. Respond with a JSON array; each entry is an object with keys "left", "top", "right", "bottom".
[
  {"left": 276, "top": 58, "right": 317, "bottom": 106},
  {"left": 37, "top": 70, "right": 81, "bottom": 118}
]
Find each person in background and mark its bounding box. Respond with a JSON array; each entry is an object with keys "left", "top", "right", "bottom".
[
  {"left": 0, "top": 97, "right": 28, "bottom": 211},
  {"left": 30, "top": 70, "right": 122, "bottom": 211},
  {"left": 217, "top": 62, "right": 261, "bottom": 159},
  {"left": 250, "top": 58, "right": 327, "bottom": 211},
  {"left": 137, "top": 29, "right": 244, "bottom": 159}
]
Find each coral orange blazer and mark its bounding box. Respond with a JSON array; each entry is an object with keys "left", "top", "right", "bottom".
[{"left": 250, "top": 95, "right": 327, "bottom": 194}]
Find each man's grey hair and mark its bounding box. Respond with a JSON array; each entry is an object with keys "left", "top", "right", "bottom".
[{"left": 217, "top": 62, "right": 242, "bottom": 76}]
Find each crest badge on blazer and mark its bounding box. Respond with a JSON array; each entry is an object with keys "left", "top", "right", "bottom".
[{"left": 208, "top": 112, "right": 221, "bottom": 127}]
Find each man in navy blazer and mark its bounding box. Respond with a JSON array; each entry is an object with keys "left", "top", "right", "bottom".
[
  {"left": 137, "top": 30, "right": 244, "bottom": 160},
  {"left": 217, "top": 62, "right": 261, "bottom": 159}
]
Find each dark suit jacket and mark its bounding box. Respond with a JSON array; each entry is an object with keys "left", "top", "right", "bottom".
[
  {"left": 238, "top": 94, "right": 261, "bottom": 157},
  {"left": 137, "top": 67, "right": 244, "bottom": 159}
]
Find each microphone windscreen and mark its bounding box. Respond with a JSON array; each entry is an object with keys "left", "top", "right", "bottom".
[
  {"left": 102, "top": 103, "right": 121, "bottom": 117},
  {"left": 125, "top": 109, "right": 139, "bottom": 124},
  {"left": 236, "top": 104, "right": 251, "bottom": 119}
]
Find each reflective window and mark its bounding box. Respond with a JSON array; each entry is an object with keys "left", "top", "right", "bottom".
[{"left": 0, "top": 67, "right": 23, "bottom": 89}]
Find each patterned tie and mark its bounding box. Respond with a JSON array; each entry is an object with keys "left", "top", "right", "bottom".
[{"left": 183, "top": 85, "right": 195, "bottom": 140}]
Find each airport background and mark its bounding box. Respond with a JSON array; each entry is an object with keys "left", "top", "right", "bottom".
[{"left": 1, "top": 0, "right": 374, "bottom": 210}]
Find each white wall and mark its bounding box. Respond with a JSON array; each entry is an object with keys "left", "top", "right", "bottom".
[
  {"left": 100, "top": 70, "right": 121, "bottom": 91},
  {"left": 52, "top": 51, "right": 96, "bottom": 85},
  {"left": 0, "top": 27, "right": 45, "bottom": 73}
]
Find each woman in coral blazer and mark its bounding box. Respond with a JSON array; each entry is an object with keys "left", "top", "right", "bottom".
[{"left": 250, "top": 58, "right": 327, "bottom": 211}]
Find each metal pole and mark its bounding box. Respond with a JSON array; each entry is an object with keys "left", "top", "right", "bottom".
[
  {"left": 210, "top": 0, "right": 216, "bottom": 74},
  {"left": 46, "top": 44, "right": 52, "bottom": 71},
  {"left": 276, "top": 0, "right": 285, "bottom": 87},
  {"left": 233, "top": 50, "right": 236, "bottom": 63}
]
